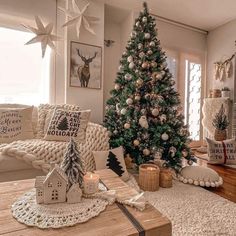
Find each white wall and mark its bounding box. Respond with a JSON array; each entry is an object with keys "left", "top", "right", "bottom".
[{"left": 207, "top": 19, "right": 236, "bottom": 100}]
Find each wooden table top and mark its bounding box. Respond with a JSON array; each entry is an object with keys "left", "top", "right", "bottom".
[{"left": 0, "top": 171, "right": 171, "bottom": 236}]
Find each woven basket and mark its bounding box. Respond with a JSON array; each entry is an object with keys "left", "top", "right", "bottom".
[
  {"left": 214, "top": 129, "right": 227, "bottom": 141},
  {"left": 139, "top": 164, "right": 160, "bottom": 191}
]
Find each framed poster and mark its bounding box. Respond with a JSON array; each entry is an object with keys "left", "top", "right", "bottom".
[{"left": 70, "top": 41, "right": 102, "bottom": 89}]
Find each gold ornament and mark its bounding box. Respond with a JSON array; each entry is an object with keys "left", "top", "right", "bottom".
[
  {"left": 152, "top": 108, "right": 159, "bottom": 117},
  {"left": 124, "top": 123, "right": 130, "bottom": 129},
  {"left": 142, "top": 62, "right": 149, "bottom": 69},
  {"left": 143, "top": 148, "right": 150, "bottom": 156},
  {"left": 136, "top": 78, "right": 143, "bottom": 86},
  {"left": 134, "top": 94, "right": 141, "bottom": 101},
  {"left": 151, "top": 61, "right": 157, "bottom": 68},
  {"left": 133, "top": 139, "right": 140, "bottom": 146}
]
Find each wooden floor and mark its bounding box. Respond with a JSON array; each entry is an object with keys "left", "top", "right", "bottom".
[{"left": 196, "top": 155, "right": 236, "bottom": 203}]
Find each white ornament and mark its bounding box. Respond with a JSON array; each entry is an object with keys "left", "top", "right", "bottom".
[
  {"left": 149, "top": 41, "right": 155, "bottom": 47},
  {"left": 138, "top": 43, "right": 143, "bottom": 49},
  {"left": 129, "top": 62, "right": 135, "bottom": 69},
  {"left": 59, "top": 0, "right": 99, "bottom": 39},
  {"left": 147, "top": 50, "right": 153, "bottom": 55},
  {"left": 23, "top": 16, "right": 60, "bottom": 58},
  {"left": 124, "top": 123, "right": 130, "bottom": 129},
  {"left": 136, "top": 21, "right": 140, "bottom": 27},
  {"left": 139, "top": 52, "right": 145, "bottom": 58},
  {"left": 144, "top": 33, "right": 151, "bottom": 39},
  {"left": 116, "top": 103, "right": 121, "bottom": 114},
  {"left": 161, "top": 133, "right": 169, "bottom": 141},
  {"left": 118, "top": 65, "right": 124, "bottom": 71},
  {"left": 142, "top": 17, "right": 147, "bottom": 23},
  {"left": 143, "top": 148, "right": 150, "bottom": 156},
  {"left": 139, "top": 116, "right": 149, "bottom": 129},
  {"left": 121, "top": 108, "right": 127, "bottom": 115},
  {"left": 114, "top": 84, "right": 120, "bottom": 90},
  {"left": 127, "top": 55, "right": 133, "bottom": 62},
  {"left": 126, "top": 98, "right": 133, "bottom": 105},
  {"left": 125, "top": 73, "right": 132, "bottom": 81},
  {"left": 134, "top": 95, "right": 141, "bottom": 101},
  {"left": 113, "top": 130, "right": 118, "bottom": 135},
  {"left": 160, "top": 114, "right": 167, "bottom": 123},
  {"left": 152, "top": 108, "right": 159, "bottom": 117}
]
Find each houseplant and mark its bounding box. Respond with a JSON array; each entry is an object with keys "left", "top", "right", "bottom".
[
  {"left": 221, "top": 87, "right": 230, "bottom": 98},
  {"left": 212, "top": 104, "right": 229, "bottom": 141}
]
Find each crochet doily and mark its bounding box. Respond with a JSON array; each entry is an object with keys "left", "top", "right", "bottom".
[{"left": 12, "top": 189, "right": 110, "bottom": 229}]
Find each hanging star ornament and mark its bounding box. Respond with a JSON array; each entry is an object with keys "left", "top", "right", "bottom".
[
  {"left": 59, "top": 0, "right": 99, "bottom": 39},
  {"left": 23, "top": 16, "right": 61, "bottom": 58}
]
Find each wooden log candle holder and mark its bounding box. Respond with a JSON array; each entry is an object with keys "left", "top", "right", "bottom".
[{"left": 139, "top": 164, "right": 160, "bottom": 191}]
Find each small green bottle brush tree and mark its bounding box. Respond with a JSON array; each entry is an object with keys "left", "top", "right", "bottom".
[{"left": 104, "top": 2, "right": 196, "bottom": 172}]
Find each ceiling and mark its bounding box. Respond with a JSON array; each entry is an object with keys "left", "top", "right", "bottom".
[{"left": 101, "top": 0, "right": 236, "bottom": 31}]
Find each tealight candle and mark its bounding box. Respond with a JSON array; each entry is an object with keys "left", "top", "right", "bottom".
[{"left": 83, "top": 172, "right": 99, "bottom": 194}]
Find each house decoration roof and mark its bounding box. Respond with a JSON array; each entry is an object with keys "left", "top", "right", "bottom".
[
  {"left": 67, "top": 183, "right": 82, "bottom": 195},
  {"left": 35, "top": 176, "right": 46, "bottom": 188},
  {"left": 45, "top": 164, "right": 68, "bottom": 184}
]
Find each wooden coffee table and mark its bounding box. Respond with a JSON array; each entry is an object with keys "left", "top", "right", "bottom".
[{"left": 0, "top": 170, "right": 171, "bottom": 236}]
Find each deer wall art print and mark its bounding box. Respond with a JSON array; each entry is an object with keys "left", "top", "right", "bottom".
[
  {"left": 76, "top": 49, "right": 97, "bottom": 87},
  {"left": 70, "top": 42, "right": 102, "bottom": 89}
]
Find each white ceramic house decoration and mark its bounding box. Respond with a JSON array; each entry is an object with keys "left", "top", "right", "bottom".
[
  {"left": 66, "top": 183, "right": 82, "bottom": 204},
  {"left": 35, "top": 165, "right": 68, "bottom": 204}
]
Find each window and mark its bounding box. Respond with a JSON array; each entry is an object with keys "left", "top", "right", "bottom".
[
  {"left": 0, "top": 27, "right": 51, "bottom": 105},
  {"left": 165, "top": 49, "right": 204, "bottom": 141},
  {"left": 52, "top": 189, "right": 58, "bottom": 201},
  {"left": 38, "top": 190, "right": 43, "bottom": 196},
  {"left": 48, "top": 182, "right": 53, "bottom": 188},
  {"left": 57, "top": 181, "right": 62, "bottom": 187},
  {"left": 185, "top": 60, "right": 202, "bottom": 140}
]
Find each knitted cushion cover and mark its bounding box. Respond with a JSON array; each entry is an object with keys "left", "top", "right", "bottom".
[
  {"left": 44, "top": 109, "right": 91, "bottom": 142},
  {"left": 36, "top": 104, "right": 80, "bottom": 139},
  {"left": 0, "top": 107, "right": 34, "bottom": 143},
  {"left": 206, "top": 138, "right": 236, "bottom": 165},
  {"left": 93, "top": 146, "right": 129, "bottom": 181}
]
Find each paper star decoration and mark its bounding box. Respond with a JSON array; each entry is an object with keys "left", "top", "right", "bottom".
[
  {"left": 23, "top": 16, "right": 60, "bottom": 58},
  {"left": 59, "top": 0, "right": 99, "bottom": 39}
]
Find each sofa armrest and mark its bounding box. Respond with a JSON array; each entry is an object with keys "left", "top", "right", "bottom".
[{"left": 77, "top": 122, "right": 110, "bottom": 172}]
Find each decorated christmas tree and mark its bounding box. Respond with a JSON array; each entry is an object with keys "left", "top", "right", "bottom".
[
  {"left": 57, "top": 117, "right": 69, "bottom": 130},
  {"left": 106, "top": 151, "right": 124, "bottom": 177},
  {"left": 61, "top": 139, "right": 85, "bottom": 187},
  {"left": 104, "top": 2, "right": 195, "bottom": 171}
]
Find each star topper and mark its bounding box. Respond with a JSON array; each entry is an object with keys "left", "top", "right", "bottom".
[
  {"left": 59, "top": 0, "right": 100, "bottom": 39},
  {"left": 23, "top": 16, "right": 61, "bottom": 58}
]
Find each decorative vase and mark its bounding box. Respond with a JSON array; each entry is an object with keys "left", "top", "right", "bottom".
[
  {"left": 221, "top": 90, "right": 230, "bottom": 98},
  {"left": 214, "top": 129, "right": 227, "bottom": 141}
]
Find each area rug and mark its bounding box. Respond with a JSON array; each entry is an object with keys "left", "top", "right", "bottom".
[{"left": 144, "top": 181, "right": 236, "bottom": 236}]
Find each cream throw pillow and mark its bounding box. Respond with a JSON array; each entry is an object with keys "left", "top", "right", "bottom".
[
  {"left": 92, "top": 146, "right": 129, "bottom": 181},
  {"left": 178, "top": 166, "right": 223, "bottom": 187},
  {"left": 44, "top": 109, "right": 91, "bottom": 142},
  {"left": 0, "top": 107, "right": 34, "bottom": 143},
  {"left": 206, "top": 138, "right": 236, "bottom": 165},
  {"left": 37, "top": 104, "right": 80, "bottom": 138}
]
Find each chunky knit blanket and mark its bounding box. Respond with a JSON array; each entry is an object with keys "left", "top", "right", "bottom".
[{"left": 0, "top": 123, "right": 109, "bottom": 173}]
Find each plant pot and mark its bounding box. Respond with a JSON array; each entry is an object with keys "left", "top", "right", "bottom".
[
  {"left": 214, "top": 129, "right": 227, "bottom": 141},
  {"left": 221, "top": 90, "right": 230, "bottom": 98}
]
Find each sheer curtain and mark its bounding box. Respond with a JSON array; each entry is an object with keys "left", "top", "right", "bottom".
[{"left": 0, "top": 26, "right": 51, "bottom": 105}]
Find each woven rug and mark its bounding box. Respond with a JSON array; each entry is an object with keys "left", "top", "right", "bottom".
[{"left": 144, "top": 181, "right": 236, "bottom": 236}]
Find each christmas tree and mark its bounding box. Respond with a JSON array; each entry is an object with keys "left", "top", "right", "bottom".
[
  {"left": 61, "top": 139, "right": 85, "bottom": 187},
  {"left": 212, "top": 104, "right": 229, "bottom": 130},
  {"left": 104, "top": 2, "right": 195, "bottom": 171},
  {"left": 57, "top": 117, "right": 69, "bottom": 130},
  {"left": 106, "top": 151, "right": 124, "bottom": 177}
]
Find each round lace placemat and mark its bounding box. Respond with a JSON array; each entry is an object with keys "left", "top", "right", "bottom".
[{"left": 12, "top": 189, "right": 110, "bottom": 229}]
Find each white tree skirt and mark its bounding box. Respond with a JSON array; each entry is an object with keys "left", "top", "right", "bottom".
[
  {"left": 144, "top": 181, "right": 236, "bottom": 236},
  {"left": 12, "top": 190, "right": 110, "bottom": 229}
]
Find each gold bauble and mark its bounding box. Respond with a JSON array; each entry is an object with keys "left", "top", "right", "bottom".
[
  {"left": 143, "top": 148, "right": 150, "bottom": 156},
  {"left": 124, "top": 123, "right": 131, "bottom": 129},
  {"left": 142, "top": 62, "right": 149, "bottom": 69},
  {"left": 133, "top": 139, "right": 140, "bottom": 146},
  {"left": 136, "top": 78, "right": 143, "bottom": 86}
]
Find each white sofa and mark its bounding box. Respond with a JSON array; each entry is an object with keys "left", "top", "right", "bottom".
[{"left": 0, "top": 104, "right": 109, "bottom": 182}]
